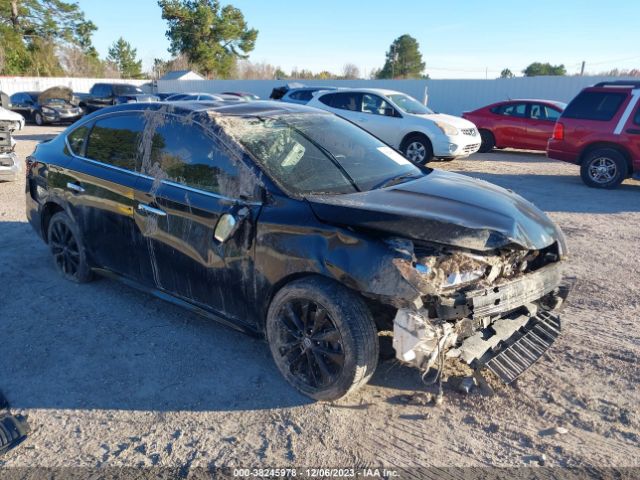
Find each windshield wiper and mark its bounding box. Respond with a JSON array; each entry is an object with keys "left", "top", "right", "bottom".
[{"left": 374, "top": 172, "right": 422, "bottom": 189}]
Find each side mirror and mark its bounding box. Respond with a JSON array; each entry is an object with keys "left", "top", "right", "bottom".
[
  {"left": 213, "top": 213, "right": 238, "bottom": 243},
  {"left": 384, "top": 107, "right": 396, "bottom": 117}
]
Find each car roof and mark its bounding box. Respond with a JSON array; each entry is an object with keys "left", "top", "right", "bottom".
[
  {"left": 81, "top": 100, "right": 326, "bottom": 119},
  {"left": 592, "top": 80, "right": 640, "bottom": 89},
  {"left": 287, "top": 86, "right": 337, "bottom": 92},
  {"left": 501, "top": 99, "right": 567, "bottom": 107},
  {"left": 315, "top": 87, "right": 401, "bottom": 96}
]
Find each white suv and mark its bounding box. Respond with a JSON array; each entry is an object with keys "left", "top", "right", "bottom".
[{"left": 307, "top": 88, "right": 480, "bottom": 163}]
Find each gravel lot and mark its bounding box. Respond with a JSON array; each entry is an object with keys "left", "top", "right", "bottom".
[{"left": 1, "top": 125, "right": 639, "bottom": 475}]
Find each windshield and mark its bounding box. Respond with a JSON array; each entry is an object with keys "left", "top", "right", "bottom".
[
  {"left": 222, "top": 113, "right": 423, "bottom": 196},
  {"left": 388, "top": 94, "right": 433, "bottom": 115},
  {"left": 113, "top": 85, "right": 143, "bottom": 95}
]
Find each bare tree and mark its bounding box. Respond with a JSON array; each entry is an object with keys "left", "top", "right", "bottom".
[
  {"left": 235, "top": 60, "right": 280, "bottom": 79},
  {"left": 342, "top": 63, "right": 360, "bottom": 79}
]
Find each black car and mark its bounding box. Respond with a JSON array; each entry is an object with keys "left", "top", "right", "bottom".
[
  {"left": 10, "top": 87, "right": 84, "bottom": 125},
  {"left": 82, "top": 83, "right": 159, "bottom": 112},
  {"left": 26, "top": 101, "right": 570, "bottom": 400}
]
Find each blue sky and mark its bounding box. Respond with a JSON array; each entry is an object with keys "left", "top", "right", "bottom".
[{"left": 79, "top": 0, "right": 640, "bottom": 78}]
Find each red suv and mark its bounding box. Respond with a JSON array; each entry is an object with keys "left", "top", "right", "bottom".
[{"left": 547, "top": 81, "right": 640, "bottom": 188}]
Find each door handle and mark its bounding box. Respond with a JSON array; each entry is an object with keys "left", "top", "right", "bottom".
[
  {"left": 66, "top": 182, "right": 85, "bottom": 193},
  {"left": 137, "top": 203, "right": 167, "bottom": 216},
  {"left": 626, "top": 128, "right": 640, "bottom": 135}
]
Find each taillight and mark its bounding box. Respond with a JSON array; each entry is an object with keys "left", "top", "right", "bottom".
[
  {"left": 552, "top": 122, "right": 564, "bottom": 140},
  {"left": 25, "top": 156, "right": 36, "bottom": 177}
]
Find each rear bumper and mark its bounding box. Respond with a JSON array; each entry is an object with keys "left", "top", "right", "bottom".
[
  {"left": 0, "top": 152, "right": 20, "bottom": 181},
  {"left": 547, "top": 139, "right": 579, "bottom": 163}
]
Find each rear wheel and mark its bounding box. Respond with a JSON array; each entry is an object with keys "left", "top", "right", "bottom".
[
  {"left": 580, "top": 148, "right": 627, "bottom": 189},
  {"left": 401, "top": 134, "right": 433, "bottom": 164},
  {"left": 266, "top": 277, "right": 379, "bottom": 401},
  {"left": 34, "top": 112, "right": 44, "bottom": 126},
  {"left": 47, "top": 212, "right": 92, "bottom": 283},
  {"left": 478, "top": 129, "right": 495, "bottom": 153}
]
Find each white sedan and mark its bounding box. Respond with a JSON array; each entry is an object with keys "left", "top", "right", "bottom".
[{"left": 307, "top": 88, "right": 480, "bottom": 163}]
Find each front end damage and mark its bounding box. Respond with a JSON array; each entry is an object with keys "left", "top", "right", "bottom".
[
  {"left": 0, "top": 119, "right": 22, "bottom": 182},
  {"left": 387, "top": 239, "right": 570, "bottom": 384}
]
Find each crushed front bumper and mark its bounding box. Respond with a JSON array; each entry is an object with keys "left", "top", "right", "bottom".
[{"left": 392, "top": 262, "right": 570, "bottom": 383}]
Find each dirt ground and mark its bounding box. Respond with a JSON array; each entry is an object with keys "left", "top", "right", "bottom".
[{"left": 1, "top": 125, "right": 639, "bottom": 476}]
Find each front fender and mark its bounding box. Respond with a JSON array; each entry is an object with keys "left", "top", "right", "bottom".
[{"left": 254, "top": 198, "right": 421, "bottom": 317}]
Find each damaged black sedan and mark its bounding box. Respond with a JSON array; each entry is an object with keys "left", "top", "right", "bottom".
[{"left": 26, "top": 101, "right": 570, "bottom": 400}]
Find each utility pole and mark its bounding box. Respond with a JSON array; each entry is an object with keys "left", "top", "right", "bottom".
[{"left": 580, "top": 61, "right": 585, "bottom": 76}]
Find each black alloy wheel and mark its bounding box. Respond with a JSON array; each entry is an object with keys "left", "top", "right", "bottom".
[
  {"left": 47, "top": 212, "right": 92, "bottom": 283},
  {"left": 266, "top": 277, "right": 378, "bottom": 400},
  {"left": 273, "top": 298, "right": 345, "bottom": 389}
]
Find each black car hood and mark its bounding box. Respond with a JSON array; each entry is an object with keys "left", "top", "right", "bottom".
[{"left": 306, "top": 169, "right": 564, "bottom": 252}]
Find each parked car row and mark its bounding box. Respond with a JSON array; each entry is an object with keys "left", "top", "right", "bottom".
[
  {"left": 269, "top": 81, "right": 639, "bottom": 188},
  {"left": 465, "top": 81, "right": 640, "bottom": 188},
  {"left": 7, "top": 78, "right": 639, "bottom": 188},
  {"left": 6, "top": 83, "right": 262, "bottom": 127}
]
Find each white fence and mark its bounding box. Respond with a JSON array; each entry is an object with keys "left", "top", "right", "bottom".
[
  {"left": 0, "top": 76, "right": 151, "bottom": 96},
  {"left": 156, "top": 76, "right": 638, "bottom": 116},
  {"left": 1, "top": 75, "right": 637, "bottom": 116}
]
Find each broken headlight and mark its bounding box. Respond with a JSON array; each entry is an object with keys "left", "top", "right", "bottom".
[{"left": 415, "top": 262, "right": 485, "bottom": 289}]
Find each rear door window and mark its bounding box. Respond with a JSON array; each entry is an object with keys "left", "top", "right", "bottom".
[
  {"left": 530, "top": 103, "right": 561, "bottom": 121},
  {"left": 146, "top": 115, "right": 240, "bottom": 196},
  {"left": 563, "top": 91, "right": 626, "bottom": 121},
  {"left": 330, "top": 92, "right": 363, "bottom": 111},
  {"left": 86, "top": 113, "right": 145, "bottom": 171},
  {"left": 499, "top": 103, "right": 527, "bottom": 117}
]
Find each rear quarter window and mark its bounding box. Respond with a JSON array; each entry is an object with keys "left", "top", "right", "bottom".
[
  {"left": 67, "top": 125, "right": 89, "bottom": 156},
  {"left": 563, "top": 91, "right": 626, "bottom": 121}
]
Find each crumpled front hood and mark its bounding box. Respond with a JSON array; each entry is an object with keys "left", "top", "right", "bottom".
[
  {"left": 306, "top": 169, "right": 565, "bottom": 252},
  {"left": 38, "top": 86, "right": 73, "bottom": 104}
]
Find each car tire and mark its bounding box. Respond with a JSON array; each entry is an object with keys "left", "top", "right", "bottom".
[
  {"left": 34, "top": 112, "right": 44, "bottom": 126},
  {"left": 478, "top": 129, "right": 495, "bottom": 153},
  {"left": 401, "top": 134, "right": 433, "bottom": 164},
  {"left": 47, "top": 211, "right": 92, "bottom": 283},
  {"left": 580, "top": 148, "right": 627, "bottom": 189},
  {"left": 266, "top": 276, "right": 379, "bottom": 401}
]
